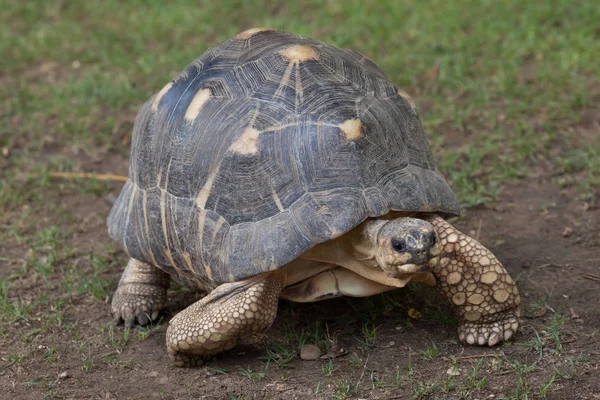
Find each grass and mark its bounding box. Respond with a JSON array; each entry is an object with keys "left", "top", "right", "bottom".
[
  {"left": 332, "top": 379, "right": 352, "bottom": 400},
  {"left": 522, "top": 309, "right": 568, "bottom": 359},
  {"left": 1, "top": 1, "right": 599, "bottom": 213},
  {"left": 321, "top": 359, "right": 335, "bottom": 377},
  {"left": 419, "top": 343, "right": 440, "bottom": 361},
  {"left": 238, "top": 362, "right": 269, "bottom": 382},
  {"left": 0, "top": 0, "right": 598, "bottom": 399}
]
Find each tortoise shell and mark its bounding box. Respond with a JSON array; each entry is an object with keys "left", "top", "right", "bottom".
[{"left": 107, "top": 28, "right": 461, "bottom": 286}]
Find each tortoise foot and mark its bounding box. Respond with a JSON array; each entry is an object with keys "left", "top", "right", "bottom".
[
  {"left": 168, "top": 351, "right": 210, "bottom": 368},
  {"left": 111, "top": 259, "right": 170, "bottom": 327},
  {"left": 458, "top": 311, "right": 519, "bottom": 346}
]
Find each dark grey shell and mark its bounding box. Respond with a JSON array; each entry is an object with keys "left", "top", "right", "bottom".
[{"left": 107, "top": 28, "right": 461, "bottom": 286}]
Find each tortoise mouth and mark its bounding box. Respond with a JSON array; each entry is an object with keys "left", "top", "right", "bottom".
[{"left": 389, "top": 254, "right": 440, "bottom": 277}]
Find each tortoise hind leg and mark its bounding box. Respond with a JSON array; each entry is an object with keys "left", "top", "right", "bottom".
[
  {"left": 426, "top": 215, "right": 521, "bottom": 346},
  {"left": 111, "top": 258, "right": 170, "bottom": 327},
  {"left": 166, "top": 270, "right": 285, "bottom": 367}
]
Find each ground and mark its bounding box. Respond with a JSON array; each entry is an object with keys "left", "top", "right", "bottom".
[{"left": 1, "top": 1, "right": 599, "bottom": 399}]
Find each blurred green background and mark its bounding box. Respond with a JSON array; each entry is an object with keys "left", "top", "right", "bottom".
[{"left": 2, "top": 0, "right": 599, "bottom": 209}]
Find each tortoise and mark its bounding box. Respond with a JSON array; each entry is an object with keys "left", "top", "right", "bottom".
[{"left": 108, "top": 28, "right": 520, "bottom": 367}]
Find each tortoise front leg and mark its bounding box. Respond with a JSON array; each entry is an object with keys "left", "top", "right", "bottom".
[
  {"left": 166, "top": 271, "right": 285, "bottom": 367},
  {"left": 426, "top": 215, "right": 521, "bottom": 346}
]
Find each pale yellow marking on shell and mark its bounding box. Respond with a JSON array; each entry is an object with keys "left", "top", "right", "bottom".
[
  {"left": 183, "top": 252, "right": 193, "bottom": 270},
  {"left": 272, "top": 188, "right": 284, "bottom": 212},
  {"left": 480, "top": 271, "right": 498, "bottom": 284},
  {"left": 197, "top": 210, "right": 212, "bottom": 280},
  {"left": 452, "top": 292, "right": 466, "bottom": 305},
  {"left": 236, "top": 27, "right": 276, "bottom": 39},
  {"left": 464, "top": 310, "right": 482, "bottom": 321},
  {"left": 211, "top": 216, "right": 226, "bottom": 246},
  {"left": 280, "top": 45, "right": 319, "bottom": 63},
  {"left": 142, "top": 190, "right": 150, "bottom": 240},
  {"left": 446, "top": 233, "right": 459, "bottom": 243},
  {"left": 479, "top": 256, "right": 491, "bottom": 266},
  {"left": 152, "top": 82, "right": 173, "bottom": 111},
  {"left": 274, "top": 50, "right": 306, "bottom": 106},
  {"left": 160, "top": 189, "right": 170, "bottom": 247},
  {"left": 397, "top": 88, "right": 416, "bottom": 109},
  {"left": 493, "top": 289, "right": 510, "bottom": 303},
  {"left": 164, "top": 248, "right": 183, "bottom": 275},
  {"left": 467, "top": 293, "right": 485, "bottom": 305},
  {"left": 229, "top": 127, "right": 260, "bottom": 155},
  {"left": 447, "top": 271, "right": 463, "bottom": 285},
  {"left": 339, "top": 118, "right": 363, "bottom": 141},
  {"left": 294, "top": 60, "right": 304, "bottom": 107},
  {"left": 274, "top": 60, "right": 295, "bottom": 99},
  {"left": 142, "top": 190, "right": 159, "bottom": 266},
  {"left": 195, "top": 166, "right": 220, "bottom": 208},
  {"left": 259, "top": 121, "right": 340, "bottom": 133},
  {"left": 160, "top": 181, "right": 183, "bottom": 273},
  {"left": 184, "top": 88, "right": 211, "bottom": 121}
]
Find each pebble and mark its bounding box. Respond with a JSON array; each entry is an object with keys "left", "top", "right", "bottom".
[{"left": 300, "top": 344, "right": 321, "bottom": 360}]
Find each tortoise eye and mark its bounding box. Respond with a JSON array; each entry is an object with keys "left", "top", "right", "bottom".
[{"left": 391, "top": 238, "right": 407, "bottom": 253}]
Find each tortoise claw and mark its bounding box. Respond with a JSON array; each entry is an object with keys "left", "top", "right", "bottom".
[
  {"left": 111, "top": 259, "right": 170, "bottom": 328},
  {"left": 111, "top": 286, "right": 165, "bottom": 328},
  {"left": 457, "top": 312, "right": 519, "bottom": 347}
]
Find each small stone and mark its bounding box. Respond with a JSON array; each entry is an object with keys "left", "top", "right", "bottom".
[
  {"left": 58, "top": 371, "right": 70, "bottom": 379},
  {"left": 300, "top": 344, "right": 321, "bottom": 360},
  {"left": 275, "top": 383, "right": 286, "bottom": 391},
  {"left": 561, "top": 226, "right": 573, "bottom": 237},
  {"left": 446, "top": 367, "right": 461, "bottom": 376}
]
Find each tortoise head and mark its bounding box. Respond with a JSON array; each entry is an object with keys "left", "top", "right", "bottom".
[{"left": 356, "top": 217, "right": 441, "bottom": 278}]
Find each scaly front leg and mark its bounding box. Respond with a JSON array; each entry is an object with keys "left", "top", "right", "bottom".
[
  {"left": 166, "top": 270, "right": 285, "bottom": 367},
  {"left": 426, "top": 215, "right": 521, "bottom": 346}
]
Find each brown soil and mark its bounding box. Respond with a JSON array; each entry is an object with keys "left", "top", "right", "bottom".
[{"left": 1, "top": 133, "right": 599, "bottom": 400}]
